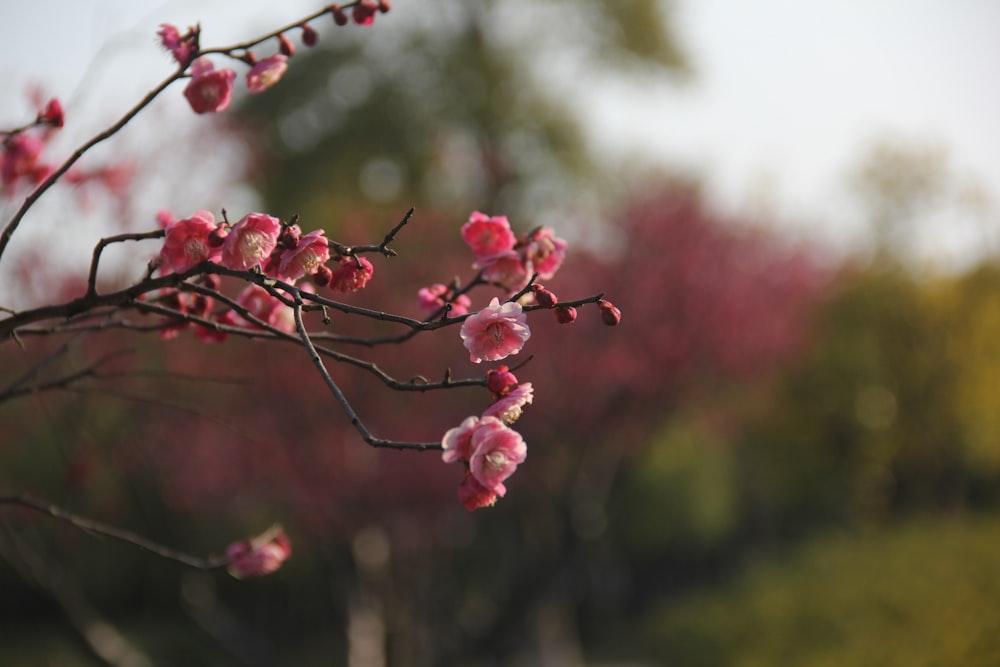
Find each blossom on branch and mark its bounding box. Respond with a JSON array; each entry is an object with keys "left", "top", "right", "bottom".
[
  {"left": 159, "top": 210, "right": 221, "bottom": 273},
  {"left": 460, "top": 297, "right": 530, "bottom": 363},
  {"left": 183, "top": 58, "right": 236, "bottom": 114},
  {"left": 523, "top": 226, "right": 567, "bottom": 281},
  {"left": 482, "top": 382, "right": 533, "bottom": 424},
  {"left": 461, "top": 211, "right": 516, "bottom": 261},
  {"left": 417, "top": 283, "right": 471, "bottom": 317},
  {"left": 442, "top": 415, "right": 528, "bottom": 510},
  {"left": 226, "top": 524, "right": 292, "bottom": 579},
  {"left": 278, "top": 229, "right": 329, "bottom": 281},
  {"left": 158, "top": 24, "right": 197, "bottom": 65},
  {"left": 222, "top": 212, "right": 281, "bottom": 271},
  {"left": 329, "top": 256, "right": 374, "bottom": 293},
  {"left": 246, "top": 54, "right": 289, "bottom": 94}
]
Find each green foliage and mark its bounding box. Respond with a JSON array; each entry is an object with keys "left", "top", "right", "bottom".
[{"left": 641, "top": 513, "right": 1000, "bottom": 666}]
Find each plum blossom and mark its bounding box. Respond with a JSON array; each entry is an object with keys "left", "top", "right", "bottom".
[
  {"left": 460, "top": 297, "right": 530, "bottom": 363},
  {"left": 183, "top": 58, "right": 236, "bottom": 114},
  {"left": 461, "top": 211, "right": 516, "bottom": 261},
  {"left": 235, "top": 284, "right": 296, "bottom": 334},
  {"left": 477, "top": 250, "right": 531, "bottom": 292},
  {"left": 158, "top": 24, "right": 196, "bottom": 64},
  {"left": 417, "top": 283, "right": 471, "bottom": 317},
  {"left": 246, "top": 54, "right": 289, "bottom": 94},
  {"left": 1, "top": 133, "right": 51, "bottom": 190},
  {"left": 330, "top": 256, "right": 374, "bottom": 293},
  {"left": 226, "top": 525, "right": 292, "bottom": 579},
  {"left": 523, "top": 227, "right": 567, "bottom": 281},
  {"left": 159, "top": 210, "right": 221, "bottom": 273},
  {"left": 482, "top": 382, "right": 533, "bottom": 424},
  {"left": 222, "top": 212, "right": 281, "bottom": 271},
  {"left": 441, "top": 416, "right": 527, "bottom": 510},
  {"left": 278, "top": 229, "right": 330, "bottom": 281},
  {"left": 485, "top": 365, "right": 518, "bottom": 397}
]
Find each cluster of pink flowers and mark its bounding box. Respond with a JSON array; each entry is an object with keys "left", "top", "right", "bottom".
[
  {"left": 460, "top": 211, "right": 567, "bottom": 294},
  {"left": 163, "top": 2, "right": 391, "bottom": 116},
  {"left": 441, "top": 364, "right": 533, "bottom": 510},
  {"left": 154, "top": 209, "right": 373, "bottom": 340}
]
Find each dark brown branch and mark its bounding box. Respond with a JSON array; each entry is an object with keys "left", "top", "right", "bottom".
[
  {"left": 291, "top": 291, "right": 443, "bottom": 451},
  {"left": 0, "top": 494, "right": 228, "bottom": 570}
]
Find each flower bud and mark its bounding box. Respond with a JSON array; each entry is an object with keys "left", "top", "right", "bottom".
[
  {"left": 301, "top": 23, "right": 318, "bottom": 46},
  {"left": 207, "top": 224, "right": 229, "bottom": 248},
  {"left": 312, "top": 264, "right": 333, "bottom": 287},
  {"left": 330, "top": 5, "right": 349, "bottom": 26},
  {"left": 378, "top": 0, "right": 392, "bottom": 12},
  {"left": 279, "top": 224, "right": 301, "bottom": 250},
  {"left": 486, "top": 365, "right": 518, "bottom": 397},
  {"left": 531, "top": 284, "right": 558, "bottom": 308},
  {"left": 598, "top": 299, "right": 622, "bottom": 326},
  {"left": 554, "top": 305, "right": 577, "bottom": 324},
  {"left": 278, "top": 32, "right": 296, "bottom": 57},
  {"left": 353, "top": 1, "right": 378, "bottom": 25}
]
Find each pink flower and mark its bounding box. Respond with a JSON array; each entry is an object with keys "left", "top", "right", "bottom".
[
  {"left": 246, "top": 54, "right": 289, "bottom": 94},
  {"left": 183, "top": 58, "right": 236, "bottom": 114},
  {"left": 461, "top": 211, "right": 516, "bottom": 261},
  {"left": 417, "top": 283, "right": 471, "bottom": 317},
  {"left": 441, "top": 415, "right": 480, "bottom": 463},
  {"left": 329, "top": 256, "right": 374, "bottom": 293},
  {"left": 458, "top": 474, "right": 499, "bottom": 511},
  {"left": 160, "top": 210, "right": 221, "bottom": 273},
  {"left": 221, "top": 212, "right": 281, "bottom": 271},
  {"left": 1, "top": 133, "right": 49, "bottom": 190},
  {"left": 157, "top": 24, "right": 196, "bottom": 65},
  {"left": 442, "top": 416, "right": 528, "bottom": 509},
  {"left": 523, "top": 227, "right": 567, "bottom": 280},
  {"left": 38, "top": 98, "right": 64, "bottom": 128},
  {"left": 226, "top": 525, "right": 292, "bottom": 579},
  {"left": 236, "top": 284, "right": 296, "bottom": 333},
  {"left": 482, "top": 382, "right": 533, "bottom": 424},
  {"left": 477, "top": 251, "right": 531, "bottom": 292},
  {"left": 278, "top": 229, "right": 330, "bottom": 281},
  {"left": 460, "top": 297, "right": 530, "bottom": 364}
]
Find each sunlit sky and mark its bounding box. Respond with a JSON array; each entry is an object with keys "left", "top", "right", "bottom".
[{"left": 2, "top": 0, "right": 999, "bottom": 268}]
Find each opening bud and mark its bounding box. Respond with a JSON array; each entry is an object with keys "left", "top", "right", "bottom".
[{"left": 486, "top": 365, "right": 518, "bottom": 397}]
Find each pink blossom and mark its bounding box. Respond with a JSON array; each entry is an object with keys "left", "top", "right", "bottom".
[
  {"left": 156, "top": 210, "right": 176, "bottom": 228},
  {"left": 236, "top": 284, "right": 296, "bottom": 333},
  {"left": 38, "top": 98, "right": 64, "bottom": 128},
  {"left": 246, "top": 54, "right": 289, "bottom": 94},
  {"left": 1, "top": 133, "right": 48, "bottom": 190},
  {"left": 278, "top": 229, "right": 330, "bottom": 281},
  {"left": 158, "top": 24, "right": 196, "bottom": 64},
  {"left": 183, "top": 58, "right": 236, "bottom": 114},
  {"left": 482, "top": 382, "right": 533, "bottom": 424},
  {"left": 468, "top": 417, "right": 526, "bottom": 494},
  {"left": 477, "top": 250, "right": 531, "bottom": 292},
  {"left": 458, "top": 473, "right": 499, "bottom": 511},
  {"left": 329, "top": 256, "right": 374, "bottom": 293},
  {"left": 460, "top": 297, "right": 530, "bottom": 364},
  {"left": 441, "top": 415, "right": 480, "bottom": 463},
  {"left": 160, "top": 210, "right": 221, "bottom": 273},
  {"left": 221, "top": 212, "right": 281, "bottom": 271},
  {"left": 226, "top": 525, "right": 292, "bottom": 579},
  {"left": 417, "top": 283, "right": 471, "bottom": 317},
  {"left": 523, "top": 227, "right": 567, "bottom": 280},
  {"left": 485, "top": 365, "right": 518, "bottom": 397},
  {"left": 461, "top": 211, "right": 516, "bottom": 261}
]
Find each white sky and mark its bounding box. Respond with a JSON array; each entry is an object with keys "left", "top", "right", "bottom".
[{"left": 2, "top": 0, "right": 999, "bottom": 270}]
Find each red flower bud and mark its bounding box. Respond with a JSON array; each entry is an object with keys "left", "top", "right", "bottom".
[
  {"left": 531, "top": 284, "right": 558, "bottom": 308},
  {"left": 207, "top": 225, "right": 229, "bottom": 248},
  {"left": 312, "top": 264, "right": 333, "bottom": 287},
  {"left": 301, "top": 23, "right": 318, "bottom": 46},
  {"left": 330, "top": 5, "right": 349, "bottom": 26},
  {"left": 38, "top": 98, "right": 64, "bottom": 128},
  {"left": 486, "top": 365, "right": 518, "bottom": 397},
  {"left": 598, "top": 299, "right": 621, "bottom": 326},
  {"left": 554, "top": 305, "right": 577, "bottom": 324},
  {"left": 278, "top": 32, "right": 296, "bottom": 57},
  {"left": 378, "top": 0, "right": 392, "bottom": 12}
]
